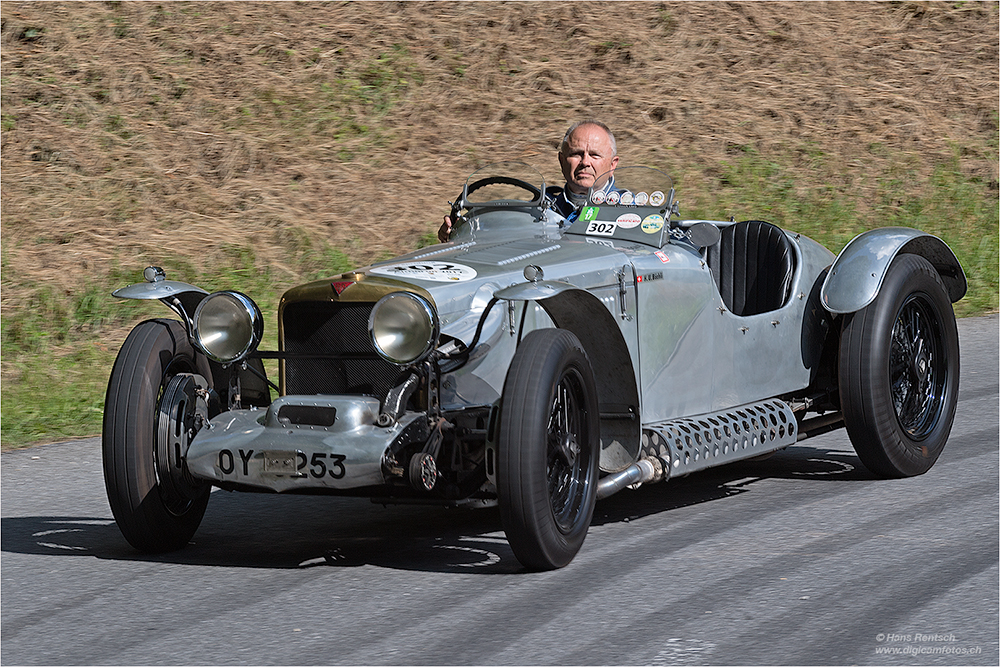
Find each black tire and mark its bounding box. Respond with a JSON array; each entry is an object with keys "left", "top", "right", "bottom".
[
  {"left": 839, "top": 254, "right": 960, "bottom": 478},
  {"left": 103, "top": 319, "right": 212, "bottom": 552},
  {"left": 497, "top": 329, "right": 600, "bottom": 570}
]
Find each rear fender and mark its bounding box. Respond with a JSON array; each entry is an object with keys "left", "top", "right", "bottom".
[{"left": 820, "top": 227, "right": 966, "bottom": 314}]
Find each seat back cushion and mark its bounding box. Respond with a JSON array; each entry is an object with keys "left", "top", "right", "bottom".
[{"left": 706, "top": 220, "right": 795, "bottom": 317}]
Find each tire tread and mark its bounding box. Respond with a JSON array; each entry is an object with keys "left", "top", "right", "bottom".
[
  {"left": 839, "top": 254, "right": 959, "bottom": 478},
  {"left": 103, "top": 319, "right": 210, "bottom": 552}
]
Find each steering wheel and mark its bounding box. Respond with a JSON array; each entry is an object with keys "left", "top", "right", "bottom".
[{"left": 449, "top": 176, "right": 544, "bottom": 226}]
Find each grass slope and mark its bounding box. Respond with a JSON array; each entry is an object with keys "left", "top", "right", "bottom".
[{"left": 1, "top": 1, "right": 997, "bottom": 447}]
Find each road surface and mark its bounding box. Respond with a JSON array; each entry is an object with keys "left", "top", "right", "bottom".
[{"left": 2, "top": 315, "right": 997, "bottom": 665}]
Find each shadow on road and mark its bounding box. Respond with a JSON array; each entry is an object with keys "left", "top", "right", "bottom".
[{"left": 1, "top": 441, "right": 875, "bottom": 574}]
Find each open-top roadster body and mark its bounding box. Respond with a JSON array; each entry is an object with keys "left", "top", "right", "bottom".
[{"left": 105, "top": 162, "right": 966, "bottom": 569}]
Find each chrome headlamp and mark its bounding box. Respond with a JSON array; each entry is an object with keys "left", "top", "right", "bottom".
[
  {"left": 192, "top": 291, "right": 264, "bottom": 364},
  {"left": 368, "top": 292, "right": 439, "bottom": 365}
]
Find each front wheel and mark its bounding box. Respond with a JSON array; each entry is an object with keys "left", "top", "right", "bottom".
[
  {"left": 839, "top": 254, "right": 960, "bottom": 478},
  {"left": 497, "top": 329, "right": 600, "bottom": 570},
  {"left": 103, "top": 319, "right": 212, "bottom": 552}
]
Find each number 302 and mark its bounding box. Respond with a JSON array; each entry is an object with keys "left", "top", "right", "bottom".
[
  {"left": 585, "top": 221, "right": 616, "bottom": 237},
  {"left": 297, "top": 452, "right": 346, "bottom": 479}
]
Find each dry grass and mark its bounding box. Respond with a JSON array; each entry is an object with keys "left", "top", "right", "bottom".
[{"left": 2, "top": 2, "right": 996, "bottom": 291}]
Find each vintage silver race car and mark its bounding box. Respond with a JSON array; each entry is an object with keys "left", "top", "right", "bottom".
[{"left": 104, "top": 162, "right": 966, "bottom": 570}]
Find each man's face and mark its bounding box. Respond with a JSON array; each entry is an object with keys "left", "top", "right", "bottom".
[{"left": 558, "top": 124, "right": 619, "bottom": 194}]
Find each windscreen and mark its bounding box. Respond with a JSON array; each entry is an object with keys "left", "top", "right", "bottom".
[{"left": 588, "top": 166, "right": 674, "bottom": 209}]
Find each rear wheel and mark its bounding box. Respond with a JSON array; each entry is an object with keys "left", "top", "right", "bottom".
[
  {"left": 103, "top": 319, "right": 212, "bottom": 552},
  {"left": 839, "top": 254, "right": 959, "bottom": 477},
  {"left": 497, "top": 329, "right": 599, "bottom": 570}
]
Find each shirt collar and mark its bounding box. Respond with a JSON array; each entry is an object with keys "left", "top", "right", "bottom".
[{"left": 563, "top": 176, "right": 615, "bottom": 209}]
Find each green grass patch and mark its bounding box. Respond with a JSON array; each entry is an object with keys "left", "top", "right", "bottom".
[
  {"left": 1, "top": 235, "right": 356, "bottom": 449},
  {"left": 1, "top": 342, "right": 116, "bottom": 447},
  {"left": 684, "top": 148, "right": 998, "bottom": 317}
]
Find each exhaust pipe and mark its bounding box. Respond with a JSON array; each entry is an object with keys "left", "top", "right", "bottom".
[{"left": 597, "top": 457, "right": 668, "bottom": 500}]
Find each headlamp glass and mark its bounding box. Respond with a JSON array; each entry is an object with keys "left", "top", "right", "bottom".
[
  {"left": 369, "top": 292, "right": 439, "bottom": 365},
  {"left": 192, "top": 291, "right": 263, "bottom": 363}
]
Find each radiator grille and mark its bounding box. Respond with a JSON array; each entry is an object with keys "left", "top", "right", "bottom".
[{"left": 282, "top": 301, "right": 400, "bottom": 402}]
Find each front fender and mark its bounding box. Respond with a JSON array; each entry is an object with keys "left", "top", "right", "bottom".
[
  {"left": 820, "top": 227, "right": 966, "bottom": 314},
  {"left": 493, "top": 279, "right": 578, "bottom": 302},
  {"left": 499, "top": 284, "right": 642, "bottom": 473},
  {"left": 112, "top": 274, "right": 209, "bottom": 325},
  {"left": 113, "top": 271, "right": 269, "bottom": 408}
]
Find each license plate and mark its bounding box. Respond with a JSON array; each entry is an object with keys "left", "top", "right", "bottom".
[{"left": 262, "top": 451, "right": 299, "bottom": 474}]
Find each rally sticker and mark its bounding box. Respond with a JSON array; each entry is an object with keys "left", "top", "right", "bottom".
[
  {"left": 606, "top": 191, "right": 621, "bottom": 206},
  {"left": 585, "top": 220, "right": 617, "bottom": 236},
  {"left": 370, "top": 261, "right": 477, "bottom": 282},
  {"left": 649, "top": 191, "right": 666, "bottom": 206},
  {"left": 615, "top": 213, "right": 642, "bottom": 229},
  {"left": 591, "top": 190, "right": 606, "bottom": 205},
  {"left": 634, "top": 192, "right": 649, "bottom": 206},
  {"left": 641, "top": 214, "right": 665, "bottom": 234},
  {"left": 580, "top": 206, "right": 600, "bottom": 222},
  {"left": 654, "top": 250, "right": 670, "bottom": 263}
]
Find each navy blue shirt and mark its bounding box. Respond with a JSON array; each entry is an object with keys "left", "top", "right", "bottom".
[
  {"left": 546, "top": 178, "right": 619, "bottom": 222},
  {"left": 546, "top": 186, "right": 580, "bottom": 219}
]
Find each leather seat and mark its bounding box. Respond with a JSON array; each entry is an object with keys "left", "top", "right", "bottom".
[{"left": 706, "top": 220, "right": 795, "bottom": 317}]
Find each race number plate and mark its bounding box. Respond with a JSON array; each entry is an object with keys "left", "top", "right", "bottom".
[{"left": 585, "top": 221, "right": 617, "bottom": 236}]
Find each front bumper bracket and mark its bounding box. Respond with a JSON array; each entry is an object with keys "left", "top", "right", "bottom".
[{"left": 185, "top": 395, "right": 425, "bottom": 493}]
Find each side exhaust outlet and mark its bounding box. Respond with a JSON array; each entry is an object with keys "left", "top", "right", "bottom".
[{"left": 596, "top": 457, "right": 667, "bottom": 500}]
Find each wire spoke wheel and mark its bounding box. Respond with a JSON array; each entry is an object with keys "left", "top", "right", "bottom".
[
  {"left": 889, "top": 294, "right": 945, "bottom": 439},
  {"left": 498, "top": 328, "right": 599, "bottom": 570},
  {"left": 546, "top": 370, "right": 589, "bottom": 531}
]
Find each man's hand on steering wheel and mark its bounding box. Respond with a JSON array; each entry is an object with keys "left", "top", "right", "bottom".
[{"left": 438, "top": 216, "right": 453, "bottom": 243}]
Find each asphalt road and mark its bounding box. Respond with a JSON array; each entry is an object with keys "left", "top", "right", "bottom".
[{"left": 3, "top": 315, "right": 997, "bottom": 666}]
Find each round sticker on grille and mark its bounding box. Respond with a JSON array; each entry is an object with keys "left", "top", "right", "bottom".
[
  {"left": 649, "top": 191, "right": 666, "bottom": 206},
  {"left": 371, "top": 261, "right": 478, "bottom": 282},
  {"left": 616, "top": 213, "right": 642, "bottom": 229},
  {"left": 591, "top": 190, "right": 606, "bottom": 205},
  {"left": 606, "top": 191, "right": 621, "bottom": 205}
]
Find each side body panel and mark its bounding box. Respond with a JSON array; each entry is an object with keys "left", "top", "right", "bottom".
[
  {"left": 634, "top": 229, "right": 836, "bottom": 422},
  {"left": 709, "top": 232, "right": 835, "bottom": 411},
  {"left": 631, "top": 238, "right": 717, "bottom": 422}
]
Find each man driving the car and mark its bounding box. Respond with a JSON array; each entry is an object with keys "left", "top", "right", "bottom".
[{"left": 437, "top": 120, "right": 620, "bottom": 242}]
